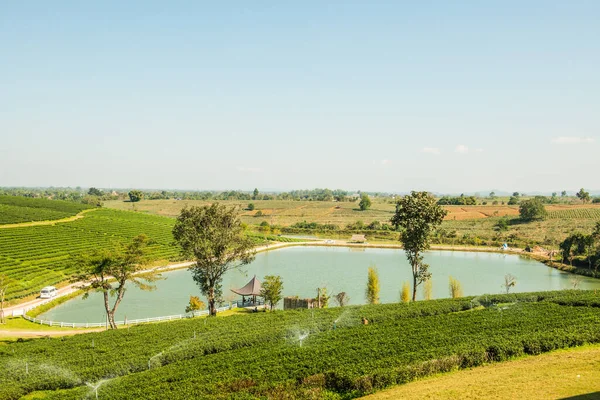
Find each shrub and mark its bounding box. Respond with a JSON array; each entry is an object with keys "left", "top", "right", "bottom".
[
  {"left": 401, "top": 282, "right": 411, "bottom": 303},
  {"left": 449, "top": 276, "right": 463, "bottom": 298}
]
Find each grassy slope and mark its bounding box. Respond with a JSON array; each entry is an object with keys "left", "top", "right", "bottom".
[
  {"left": 1, "top": 291, "right": 599, "bottom": 400},
  {"left": 364, "top": 344, "right": 600, "bottom": 400}
]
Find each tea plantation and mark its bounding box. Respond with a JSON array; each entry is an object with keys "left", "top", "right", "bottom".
[
  {"left": 0, "top": 196, "right": 93, "bottom": 225},
  {"left": 1, "top": 290, "right": 599, "bottom": 399},
  {"left": 0, "top": 209, "right": 180, "bottom": 301}
]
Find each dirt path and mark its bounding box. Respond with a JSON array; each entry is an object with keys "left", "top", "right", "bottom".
[
  {"left": 0, "top": 208, "right": 97, "bottom": 229},
  {"left": 0, "top": 329, "right": 104, "bottom": 338}
]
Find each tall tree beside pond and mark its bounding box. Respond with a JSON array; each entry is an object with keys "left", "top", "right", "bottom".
[
  {"left": 173, "top": 204, "right": 256, "bottom": 316},
  {"left": 260, "top": 275, "right": 283, "bottom": 311},
  {"left": 391, "top": 191, "right": 447, "bottom": 301},
  {"left": 75, "top": 234, "right": 159, "bottom": 329},
  {"left": 366, "top": 266, "right": 380, "bottom": 304}
]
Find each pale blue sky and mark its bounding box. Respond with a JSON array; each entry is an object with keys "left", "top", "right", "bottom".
[{"left": 1, "top": 1, "right": 598, "bottom": 193}]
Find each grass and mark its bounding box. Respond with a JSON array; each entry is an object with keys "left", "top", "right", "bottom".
[
  {"left": 0, "top": 316, "right": 81, "bottom": 332},
  {"left": 364, "top": 344, "right": 600, "bottom": 400}
]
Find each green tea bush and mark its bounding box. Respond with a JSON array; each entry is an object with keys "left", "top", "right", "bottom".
[{"left": 1, "top": 291, "right": 599, "bottom": 399}]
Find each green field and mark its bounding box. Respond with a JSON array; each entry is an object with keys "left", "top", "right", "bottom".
[
  {"left": 0, "top": 196, "right": 93, "bottom": 225},
  {"left": 1, "top": 290, "right": 599, "bottom": 399},
  {"left": 0, "top": 209, "right": 180, "bottom": 301}
]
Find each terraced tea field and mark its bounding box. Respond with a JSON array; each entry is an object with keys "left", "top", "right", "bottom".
[
  {"left": 0, "top": 196, "right": 93, "bottom": 225},
  {"left": 0, "top": 209, "right": 180, "bottom": 301}
]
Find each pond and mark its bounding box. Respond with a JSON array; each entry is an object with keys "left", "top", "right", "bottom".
[{"left": 39, "top": 246, "right": 600, "bottom": 322}]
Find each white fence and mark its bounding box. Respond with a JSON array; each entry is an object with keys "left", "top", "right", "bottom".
[{"left": 22, "top": 304, "right": 237, "bottom": 328}]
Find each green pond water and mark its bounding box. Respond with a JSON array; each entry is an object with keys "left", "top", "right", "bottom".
[{"left": 39, "top": 246, "right": 600, "bottom": 322}]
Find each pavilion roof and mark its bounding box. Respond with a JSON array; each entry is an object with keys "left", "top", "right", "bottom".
[{"left": 231, "top": 275, "right": 262, "bottom": 296}]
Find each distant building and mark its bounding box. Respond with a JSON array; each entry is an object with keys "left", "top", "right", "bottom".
[{"left": 350, "top": 234, "right": 366, "bottom": 243}]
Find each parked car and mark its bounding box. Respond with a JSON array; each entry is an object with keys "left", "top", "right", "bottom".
[{"left": 40, "top": 286, "right": 58, "bottom": 299}]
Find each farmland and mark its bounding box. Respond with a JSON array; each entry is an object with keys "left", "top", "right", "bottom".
[
  {"left": 0, "top": 196, "right": 93, "bottom": 225},
  {"left": 1, "top": 196, "right": 598, "bottom": 305},
  {"left": 0, "top": 209, "right": 180, "bottom": 302},
  {"left": 1, "top": 290, "right": 599, "bottom": 399},
  {"left": 106, "top": 199, "right": 600, "bottom": 247}
]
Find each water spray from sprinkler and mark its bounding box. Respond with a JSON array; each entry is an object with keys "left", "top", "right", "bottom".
[
  {"left": 86, "top": 380, "right": 107, "bottom": 400},
  {"left": 298, "top": 331, "right": 309, "bottom": 347}
]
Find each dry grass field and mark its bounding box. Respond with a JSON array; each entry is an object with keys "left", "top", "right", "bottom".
[
  {"left": 104, "top": 200, "right": 600, "bottom": 247},
  {"left": 106, "top": 199, "right": 600, "bottom": 226},
  {"left": 363, "top": 344, "right": 600, "bottom": 400}
]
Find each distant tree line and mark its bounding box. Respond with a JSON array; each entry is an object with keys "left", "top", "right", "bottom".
[
  {"left": 437, "top": 194, "right": 477, "bottom": 205},
  {"left": 1, "top": 186, "right": 598, "bottom": 205}
]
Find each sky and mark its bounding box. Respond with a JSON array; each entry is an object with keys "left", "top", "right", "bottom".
[{"left": 1, "top": 1, "right": 599, "bottom": 193}]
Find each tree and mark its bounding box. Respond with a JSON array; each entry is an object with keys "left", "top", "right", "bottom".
[
  {"left": 448, "top": 276, "right": 463, "bottom": 298},
  {"left": 519, "top": 198, "right": 548, "bottom": 221},
  {"left": 561, "top": 190, "right": 567, "bottom": 197},
  {"left": 582, "top": 234, "right": 595, "bottom": 270},
  {"left": 88, "top": 187, "right": 103, "bottom": 196},
  {"left": 560, "top": 235, "right": 576, "bottom": 266},
  {"left": 513, "top": 192, "right": 520, "bottom": 197},
  {"left": 316, "top": 287, "right": 330, "bottom": 308},
  {"left": 502, "top": 274, "right": 517, "bottom": 293},
  {"left": 365, "top": 266, "right": 380, "bottom": 304},
  {"left": 333, "top": 292, "right": 350, "bottom": 307},
  {"left": 494, "top": 217, "right": 510, "bottom": 232},
  {"left": 75, "top": 235, "right": 158, "bottom": 329},
  {"left": 0, "top": 275, "right": 7, "bottom": 324},
  {"left": 253, "top": 188, "right": 259, "bottom": 200},
  {"left": 128, "top": 190, "right": 144, "bottom": 203},
  {"left": 247, "top": 203, "right": 255, "bottom": 211},
  {"left": 507, "top": 196, "right": 519, "bottom": 205},
  {"left": 391, "top": 191, "right": 448, "bottom": 301},
  {"left": 400, "top": 282, "right": 410, "bottom": 303},
  {"left": 172, "top": 204, "right": 256, "bottom": 316},
  {"left": 593, "top": 222, "right": 600, "bottom": 240},
  {"left": 259, "top": 220, "right": 270, "bottom": 233},
  {"left": 359, "top": 194, "right": 372, "bottom": 211},
  {"left": 576, "top": 188, "right": 591, "bottom": 203},
  {"left": 185, "top": 296, "right": 206, "bottom": 314},
  {"left": 260, "top": 275, "right": 283, "bottom": 311},
  {"left": 489, "top": 191, "right": 496, "bottom": 199}
]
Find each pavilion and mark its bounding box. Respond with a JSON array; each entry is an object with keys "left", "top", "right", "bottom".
[{"left": 231, "top": 275, "right": 263, "bottom": 307}]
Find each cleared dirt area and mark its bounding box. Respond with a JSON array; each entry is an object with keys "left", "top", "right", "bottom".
[{"left": 362, "top": 345, "right": 600, "bottom": 400}]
